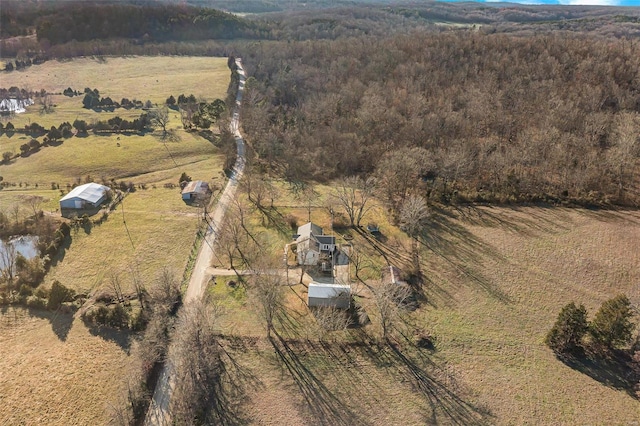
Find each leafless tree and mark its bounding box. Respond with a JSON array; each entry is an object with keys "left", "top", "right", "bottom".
[
  {"left": 151, "top": 267, "right": 181, "bottom": 314},
  {"left": 214, "top": 201, "right": 259, "bottom": 271},
  {"left": 170, "top": 300, "right": 225, "bottom": 424},
  {"left": 10, "top": 203, "right": 20, "bottom": 225},
  {"left": 292, "top": 183, "right": 317, "bottom": 223},
  {"left": 25, "top": 195, "right": 44, "bottom": 220},
  {"left": 607, "top": 113, "right": 639, "bottom": 198},
  {"left": 249, "top": 269, "right": 285, "bottom": 338},
  {"left": 38, "top": 92, "right": 54, "bottom": 114},
  {"left": 109, "top": 272, "right": 126, "bottom": 305},
  {"left": 399, "top": 195, "right": 429, "bottom": 273},
  {"left": 334, "top": 176, "right": 376, "bottom": 227},
  {"left": 374, "top": 281, "right": 413, "bottom": 340},
  {"left": 347, "top": 246, "right": 372, "bottom": 285},
  {"left": 0, "top": 239, "right": 17, "bottom": 284},
  {"left": 150, "top": 106, "right": 170, "bottom": 138},
  {"left": 312, "top": 306, "right": 353, "bottom": 339}
]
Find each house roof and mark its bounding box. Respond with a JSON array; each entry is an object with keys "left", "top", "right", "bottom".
[
  {"left": 316, "top": 235, "right": 336, "bottom": 245},
  {"left": 60, "top": 183, "right": 109, "bottom": 204},
  {"left": 308, "top": 283, "right": 351, "bottom": 299},
  {"left": 182, "top": 180, "right": 209, "bottom": 195},
  {"left": 297, "top": 222, "right": 323, "bottom": 238}
]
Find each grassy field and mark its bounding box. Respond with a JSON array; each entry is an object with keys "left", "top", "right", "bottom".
[
  {"left": 0, "top": 306, "right": 133, "bottom": 426},
  {"left": 0, "top": 56, "right": 229, "bottom": 425},
  {"left": 207, "top": 203, "right": 640, "bottom": 425}
]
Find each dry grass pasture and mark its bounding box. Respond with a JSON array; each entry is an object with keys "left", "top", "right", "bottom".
[
  {"left": 0, "top": 56, "right": 229, "bottom": 425},
  {"left": 208, "top": 203, "right": 640, "bottom": 425}
]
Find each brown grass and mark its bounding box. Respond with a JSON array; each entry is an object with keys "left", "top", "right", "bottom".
[
  {"left": 0, "top": 55, "right": 230, "bottom": 425},
  {"left": 0, "top": 306, "right": 133, "bottom": 425},
  {"left": 207, "top": 202, "right": 640, "bottom": 425}
]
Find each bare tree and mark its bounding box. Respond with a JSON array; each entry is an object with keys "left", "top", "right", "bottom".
[
  {"left": 399, "top": 195, "right": 429, "bottom": 273},
  {"left": 374, "top": 281, "right": 413, "bottom": 340},
  {"left": 607, "top": 113, "right": 639, "bottom": 198},
  {"left": 10, "top": 203, "right": 20, "bottom": 225},
  {"left": 334, "top": 176, "right": 376, "bottom": 227},
  {"left": 170, "top": 300, "right": 224, "bottom": 424},
  {"left": 109, "top": 272, "right": 126, "bottom": 305},
  {"left": 312, "top": 306, "right": 353, "bottom": 339},
  {"left": 150, "top": 106, "right": 170, "bottom": 138},
  {"left": 214, "top": 201, "right": 259, "bottom": 271},
  {"left": 249, "top": 270, "right": 285, "bottom": 339},
  {"left": 38, "top": 92, "right": 54, "bottom": 114},
  {"left": 25, "top": 195, "right": 44, "bottom": 220},
  {"left": 0, "top": 238, "right": 17, "bottom": 284}
]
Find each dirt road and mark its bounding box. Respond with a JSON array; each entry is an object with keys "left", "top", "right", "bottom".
[{"left": 144, "top": 58, "right": 246, "bottom": 426}]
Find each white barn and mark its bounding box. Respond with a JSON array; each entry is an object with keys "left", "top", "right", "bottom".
[
  {"left": 307, "top": 282, "right": 351, "bottom": 309},
  {"left": 60, "top": 183, "right": 110, "bottom": 210}
]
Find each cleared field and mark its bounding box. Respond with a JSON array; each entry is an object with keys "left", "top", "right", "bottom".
[
  {"left": 0, "top": 306, "right": 132, "bottom": 426},
  {"left": 0, "top": 56, "right": 229, "bottom": 425},
  {"left": 0, "top": 131, "right": 222, "bottom": 185},
  {"left": 209, "top": 205, "right": 640, "bottom": 425}
]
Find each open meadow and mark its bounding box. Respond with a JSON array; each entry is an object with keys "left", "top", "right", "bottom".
[
  {"left": 207, "top": 197, "right": 640, "bottom": 425},
  {"left": 0, "top": 56, "right": 229, "bottom": 425}
]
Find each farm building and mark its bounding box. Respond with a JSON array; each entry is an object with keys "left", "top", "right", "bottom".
[
  {"left": 307, "top": 282, "right": 351, "bottom": 309},
  {"left": 295, "top": 222, "right": 336, "bottom": 266},
  {"left": 181, "top": 180, "right": 210, "bottom": 202},
  {"left": 0, "top": 98, "right": 33, "bottom": 115},
  {"left": 59, "top": 183, "right": 110, "bottom": 211}
]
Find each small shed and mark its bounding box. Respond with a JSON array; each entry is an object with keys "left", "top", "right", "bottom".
[
  {"left": 181, "top": 180, "right": 210, "bottom": 201},
  {"left": 308, "top": 282, "right": 351, "bottom": 309},
  {"left": 60, "top": 183, "right": 110, "bottom": 210}
]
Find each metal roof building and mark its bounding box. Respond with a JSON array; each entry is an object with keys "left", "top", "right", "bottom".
[
  {"left": 181, "top": 180, "right": 210, "bottom": 201},
  {"left": 59, "top": 183, "right": 110, "bottom": 210},
  {"left": 308, "top": 282, "right": 351, "bottom": 309}
]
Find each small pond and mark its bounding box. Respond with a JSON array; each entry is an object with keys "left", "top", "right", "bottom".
[{"left": 0, "top": 236, "right": 39, "bottom": 269}]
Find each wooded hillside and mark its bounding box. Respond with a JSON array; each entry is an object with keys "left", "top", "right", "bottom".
[{"left": 239, "top": 32, "right": 640, "bottom": 208}]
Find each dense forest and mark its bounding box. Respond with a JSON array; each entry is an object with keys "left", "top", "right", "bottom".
[
  {"left": 1, "top": 1, "right": 264, "bottom": 42},
  {"left": 237, "top": 32, "right": 640, "bottom": 208}
]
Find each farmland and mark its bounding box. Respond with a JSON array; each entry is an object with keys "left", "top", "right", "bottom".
[
  {"left": 206, "top": 203, "right": 640, "bottom": 425},
  {"left": 0, "top": 56, "right": 229, "bottom": 425}
]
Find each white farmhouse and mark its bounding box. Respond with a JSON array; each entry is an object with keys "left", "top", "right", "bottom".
[{"left": 295, "top": 222, "right": 336, "bottom": 266}]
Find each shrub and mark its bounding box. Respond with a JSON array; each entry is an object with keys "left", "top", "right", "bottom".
[
  {"left": 545, "top": 302, "right": 589, "bottom": 356},
  {"left": 26, "top": 295, "right": 47, "bottom": 310},
  {"left": 47, "top": 280, "right": 75, "bottom": 310},
  {"left": 590, "top": 294, "right": 635, "bottom": 351}
]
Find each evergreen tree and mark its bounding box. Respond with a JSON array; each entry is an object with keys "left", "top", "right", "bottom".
[
  {"left": 545, "top": 302, "right": 589, "bottom": 356},
  {"left": 590, "top": 294, "right": 635, "bottom": 350}
]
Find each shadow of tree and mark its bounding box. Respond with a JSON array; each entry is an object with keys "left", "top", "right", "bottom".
[
  {"left": 270, "top": 332, "right": 369, "bottom": 426},
  {"left": 562, "top": 350, "right": 638, "bottom": 399},
  {"left": 209, "top": 335, "right": 265, "bottom": 426},
  {"left": 419, "top": 206, "right": 512, "bottom": 304},
  {"left": 1, "top": 305, "right": 75, "bottom": 341},
  {"left": 49, "top": 234, "right": 71, "bottom": 267},
  {"left": 85, "top": 323, "right": 133, "bottom": 353},
  {"left": 384, "top": 340, "right": 493, "bottom": 425},
  {"left": 265, "top": 331, "right": 493, "bottom": 426}
]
